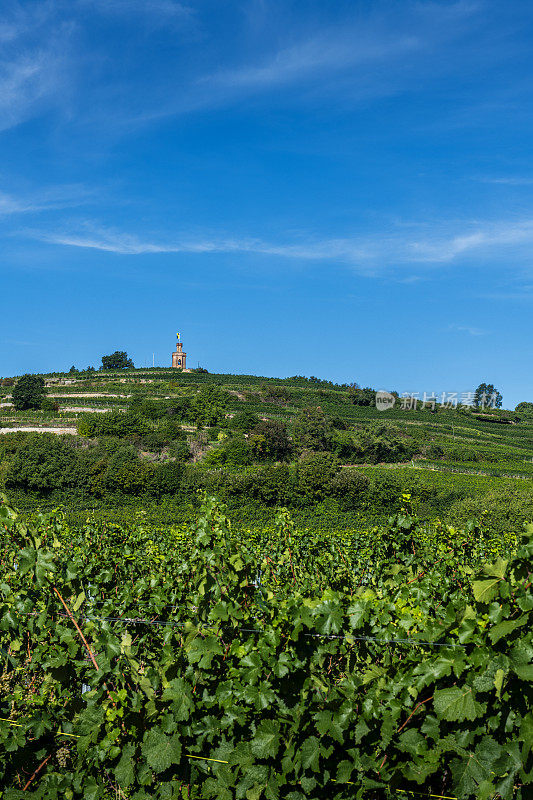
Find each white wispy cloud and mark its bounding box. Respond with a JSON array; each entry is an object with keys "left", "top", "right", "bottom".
[
  {"left": 0, "top": 3, "right": 71, "bottom": 132},
  {"left": 31, "top": 216, "right": 533, "bottom": 273},
  {"left": 0, "top": 185, "right": 95, "bottom": 215},
  {"left": 0, "top": 0, "right": 485, "bottom": 135},
  {"left": 0, "top": 51, "right": 62, "bottom": 131},
  {"left": 476, "top": 176, "right": 533, "bottom": 185},
  {"left": 75, "top": 0, "right": 191, "bottom": 21},
  {"left": 449, "top": 324, "right": 486, "bottom": 336},
  {"left": 36, "top": 226, "right": 367, "bottom": 260},
  {"left": 0, "top": 192, "right": 31, "bottom": 214},
  {"left": 200, "top": 32, "right": 420, "bottom": 92},
  {"left": 407, "top": 220, "right": 533, "bottom": 262},
  {"left": 481, "top": 287, "right": 533, "bottom": 301}
]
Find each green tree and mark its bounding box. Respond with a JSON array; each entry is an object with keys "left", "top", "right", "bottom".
[
  {"left": 249, "top": 419, "right": 292, "bottom": 461},
  {"left": 229, "top": 409, "right": 260, "bottom": 432},
  {"left": 11, "top": 374, "right": 46, "bottom": 411},
  {"left": 101, "top": 351, "right": 134, "bottom": 370},
  {"left": 296, "top": 451, "right": 340, "bottom": 503},
  {"left": 203, "top": 436, "right": 253, "bottom": 467},
  {"left": 6, "top": 433, "right": 78, "bottom": 491},
  {"left": 40, "top": 397, "right": 60, "bottom": 415},
  {"left": 349, "top": 423, "right": 415, "bottom": 464},
  {"left": 348, "top": 383, "right": 376, "bottom": 406},
  {"left": 188, "top": 385, "right": 227, "bottom": 427},
  {"left": 261, "top": 383, "right": 291, "bottom": 404},
  {"left": 293, "top": 407, "right": 333, "bottom": 452},
  {"left": 474, "top": 382, "right": 503, "bottom": 409},
  {"left": 516, "top": 401, "right": 533, "bottom": 413},
  {"left": 149, "top": 461, "right": 184, "bottom": 497},
  {"left": 328, "top": 469, "right": 370, "bottom": 510}
]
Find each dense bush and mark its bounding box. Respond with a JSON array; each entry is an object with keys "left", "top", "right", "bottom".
[
  {"left": 187, "top": 385, "right": 228, "bottom": 427},
  {"left": 6, "top": 433, "right": 79, "bottom": 491},
  {"left": 78, "top": 411, "right": 151, "bottom": 439},
  {"left": 147, "top": 460, "right": 184, "bottom": 497},
  {"left": 348, "top": 384, "right": 376, "bottom": 406},
  {"left": 229, "top": 409, "right": 261, "bottom": 432},
  {"left": 40, "top": 397, "right": 60, "bottom": 414},
  {"left": 261, "top": 383, "right": 291, "bottom": 404},
  {"left": 11, "top": 374, "right": 46, "bottom": 411},
  {"left": 225, "top": 464, "right": 295, "bottom": 506},
  {"left": 448, "top": 484, "right": 533, "bottom": 537},
  {"left": 331, "top": 424, "right": 415, "bottom": 464},
  {"left": 249, "top": 419, "right": 292, "bottom": 461},
  {"left": 296, "top": 452, "right": 340, "bottom": 503},
  {"left": 328, "top": 468, "right": 370, "bottom": 509},
  {"left": 203, "top": 436, "right": 254, "bottom": 467},
  {"left": 293, "top": 407, "right": 334, "bottom": 452}
]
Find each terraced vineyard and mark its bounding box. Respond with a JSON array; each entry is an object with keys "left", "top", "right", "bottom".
[{"left": 1, "top": 368, "right": 533, "bottom": 535}]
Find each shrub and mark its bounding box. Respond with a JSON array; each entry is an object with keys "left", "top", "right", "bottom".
[
  {"left": 296, "top": 451, "right": 340, "bottom": 503},
  {"left": 77, "top": 411, "right": 150, "bottom": 439},
  {"left": 40, "top": 397, "right": 60, "bottom": 414},
  {"left": 328, "top": 469, "right": 370, "bottom": 509},
  {"left": 149, "top": 461, "right": 184, "bottom": 497},
  {"left": 249, "top": 419, "right": 292, "bottom": 461},
  {"left": 187, "top": 385, "right": 227, "bottom": 427},
  {"left": 12, "top": 374, "right": 46, "bottom": 411},
  {"left": 6, "top": 433, "right": 78, "bottom": 492},
  {"left": 261, "top": 384, "right": 291, "bottom": 404},
  {"left": 228, "top": 464, "right": 296, "bottom": 505},
  {"left": 229, "top": 409, "right": 260, "bottom": 432},
  {"left": 293, "top": 407, "right": 333, "bottom": 452},
  {"left": 348, "top": 384, "right": 375, "bottom": 406},
  {"left": 203, "top": 436, "right": 253, "bottom": 467}
]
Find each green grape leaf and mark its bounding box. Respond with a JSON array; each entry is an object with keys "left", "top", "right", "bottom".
[
  {"left": 141, "top": 728, "right": 182, "bottom": 773},
  {"left": 115, "top": 743, "right": 136, "bottom": 787},
  {"left": 300, "top": 736, "right": 321, "bottom": 772},
  {"left": 251, "top": 719, "right": 281, "bottom": 758},
  {"left": 433, "top": 686, "right": 482, "bottom": 722}
]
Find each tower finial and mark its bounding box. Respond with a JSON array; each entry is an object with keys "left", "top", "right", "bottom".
[{"left": 177, "top": 331, "right": 180, "bottom": 341}]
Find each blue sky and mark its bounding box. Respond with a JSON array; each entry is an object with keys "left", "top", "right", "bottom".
[{"left": 1, "top": 0, "right": 533, "bottom": 407}]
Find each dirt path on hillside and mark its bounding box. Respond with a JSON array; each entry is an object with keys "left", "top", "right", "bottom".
[
  {"left": 0, "top": 426, "right": 77, "bottom": 435},
  {"left": 48, "top": 392, "right": 131, "bottom": 398},
  {"left": 61, "top": 407, "right": 113, "bottom": 413}
]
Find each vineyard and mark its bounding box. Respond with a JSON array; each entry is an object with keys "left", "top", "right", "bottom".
[
  {"left": 1, "top": 494, "right": 532, "bottom": 798},
  {"left": 1, "top": 368, "right": 533, "bottom": 797}
]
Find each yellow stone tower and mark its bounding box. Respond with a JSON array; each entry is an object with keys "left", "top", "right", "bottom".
[{"left": 171, "top": 332, "right": 187, "bottom": 369}]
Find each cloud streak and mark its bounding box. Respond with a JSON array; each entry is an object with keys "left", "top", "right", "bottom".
[
  {"left": 75, "top": 0, "right": 191, "bottom": 22},
  {"left": 200, "top": 31, "right": 420, "bottom": 92},
  {"left": 30, "top": 216, "right": 533, "bottom": 273},
  {"left": 476, "top": 176, "right": 533, "bottom": 185},
  {"left": 0, "top": 3, "right": 71, "bottom": 132},
  {"left": 449, "top": 324, "right": 486, "bottom": 336},
  {"left": 0, "top": 185, "right": 96, "bottom": 216}
]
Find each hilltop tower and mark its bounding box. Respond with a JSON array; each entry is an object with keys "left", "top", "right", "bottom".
[{"left": 172, "top": 332, "right": 187, "bottom": 369}]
